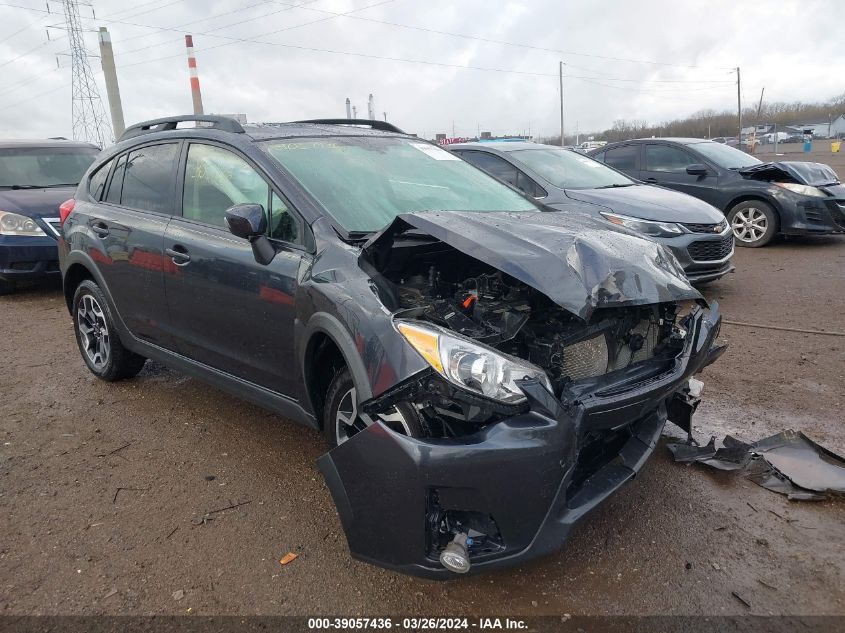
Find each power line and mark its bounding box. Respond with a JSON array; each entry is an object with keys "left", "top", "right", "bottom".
[{"left": 115, "top": 0, "right": 321, "bottom": 56}]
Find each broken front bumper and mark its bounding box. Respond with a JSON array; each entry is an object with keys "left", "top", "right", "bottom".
[{"left": 318, "top": 303, "right": 724, "bottom": 578}]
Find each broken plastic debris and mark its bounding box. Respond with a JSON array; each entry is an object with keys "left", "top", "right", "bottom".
[
  {"left": 279, "top": 552, "right": 299, "bottom": 565},
  {"left": 668, "top": 430, "right": 845, "bottom": 500}
]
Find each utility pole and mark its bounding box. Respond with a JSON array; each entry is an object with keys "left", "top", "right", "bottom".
[
  {"left": 559, "top": 61, "right": 565, "bottom": 146},
  {"left": 752, "top": 86, "right": 764, "bottom": 153},
  {"left": 185, "top": 35, "right": 204, "bottom": 115},
  {"left": 97, "top": 27, "right": 124, "bottom": 138},
  {"left": 736, "top": 66, "right": 742, "bottom": 142},
  {"left": 367, "top": 93, "right": 375, "bottom": 120},
  {"left": 60, "top": 0, "right": 111, "bottom": 147},
  {"left": 383, "top": 111, "right": 387, "bottom": 122},
  {"left": 352, "top": 105, "right": 357, "bottom": 118}
]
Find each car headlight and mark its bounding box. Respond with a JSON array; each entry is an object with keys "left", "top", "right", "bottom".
[
  {"left": 599, "top": 211, "right": 684, "bottom": 237},
  {"left": 396, "top": 320, "right": 551, "bottom": 404},
  {"left": 774, "top": 182, "right": 828, "bottom": 198},
  {"left": 0, "top": 210, "right": 47, "bottom": 236}
]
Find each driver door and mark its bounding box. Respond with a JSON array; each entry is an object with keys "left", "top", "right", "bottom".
[{"left": 163, "top": 141, "right": 305, "bottom": 396}]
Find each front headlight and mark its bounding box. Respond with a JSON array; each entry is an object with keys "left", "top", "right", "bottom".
[
  {"left": 0, "top": 211, "right": 47, "bottom": 236},
  {"left": 600, "top": 211, "right": 684, "bottom": 237},
  {"left": 774, "top": 182, "right": 828, "bottom": 198},
  {"left": 396, "top": 320, "right": 551, "bottom": 404}
]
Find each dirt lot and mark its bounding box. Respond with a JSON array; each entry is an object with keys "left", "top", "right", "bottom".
[{"left": 1, "top": 236, "right": 844, "bottom": 617}]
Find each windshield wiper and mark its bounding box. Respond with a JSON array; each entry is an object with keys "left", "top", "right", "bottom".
[
  {"left": 594, "top": 183, "right": 635, "bottom": 189},
  {"left": 6, "top": 183, "right": 77, "bottom": 189}
]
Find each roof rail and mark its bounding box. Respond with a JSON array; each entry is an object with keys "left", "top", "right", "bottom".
[
  {"left": 119, "top": 115, "right": 245, "bottom": 142},
  {"left": 294, "top": 118, "right": 406, "bottom": 135}
]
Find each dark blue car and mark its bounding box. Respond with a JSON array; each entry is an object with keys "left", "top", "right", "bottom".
[{"left": 0, "top": 139, "right": 99, "bottom": 294}]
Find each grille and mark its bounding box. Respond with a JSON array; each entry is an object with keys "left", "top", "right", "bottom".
[
  {"left": 560, "top": 334, "right": 609, "bottom": 381},
  {"left": 681, "top": 219, "right": 728, "bottom": 234},
  {"left": 687, "top": 235, "right": 734, "bottom": 261},
  {"left": 42, "top": 217, "right": 62, "bottom": 239}
]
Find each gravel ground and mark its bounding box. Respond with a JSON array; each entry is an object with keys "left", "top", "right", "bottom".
[{"left": 1, "top": 236, "right": 844, "bottom": 617}]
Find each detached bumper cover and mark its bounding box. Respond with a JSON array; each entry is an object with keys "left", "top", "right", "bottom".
[{"left": 319, "top": 303, "right": 723, "bottom": 578}]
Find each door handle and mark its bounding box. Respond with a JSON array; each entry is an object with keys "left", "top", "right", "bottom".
[
  {"left": 165, "top": 246, "right": 191, "bottom": 265},
  {"left": 91, "top": 222, "right": 110, "bottom": 237},
  {"left": 645, "top": 177, "right": 658, "bottom": 183}
]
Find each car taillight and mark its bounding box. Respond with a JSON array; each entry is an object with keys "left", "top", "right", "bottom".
[{"left": 59, "top": 198, "right": 75, "bottom": 226}]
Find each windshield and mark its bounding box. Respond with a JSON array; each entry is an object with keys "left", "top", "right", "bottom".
[
  {"left": 691, "top": 141, "right": 761, "bottom": 169},
  {"left": 509, "top": 147, "right": 634, "bottom": 189},
  {"left": 262, "top": 137, "right": 537, "bottom": 233},
  {"left": 0, "top": 146, "right": 99, "bottom": 188}
]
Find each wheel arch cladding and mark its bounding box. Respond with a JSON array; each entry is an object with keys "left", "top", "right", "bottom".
[
  {"left": 301, "top": 313, "right": 375, "bottom": 425},
  {"left": 63, "top": 263, "right": 94, "bottom": 313}
]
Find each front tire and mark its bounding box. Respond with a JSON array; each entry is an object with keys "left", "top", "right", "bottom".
[
  {"left": 323, "top": 367, "right": 420, "bottom": 448},
  {"left": 727, "top": 200, "right": 778, "bottom": 247},
  {"left": 72, "top": 279, "right": 146, "bottom": 381}
]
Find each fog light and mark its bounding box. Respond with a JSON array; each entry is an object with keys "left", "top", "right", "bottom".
[{"left": 439, "top": 532, "right": 471, "bottom": 574}]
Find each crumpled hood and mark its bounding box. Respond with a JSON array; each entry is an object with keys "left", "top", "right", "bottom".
[
  {"left": 0, "top": 186, "right": 76, "bottom": 218},
  {"left": 739, "top": 161, "right": 840, "bottom": 187},
  {"left": 364, "top": 211, "right": 701, "bottom": 321},
  {"left": 563, "top": 184, "right": 724, "bottom": 223}
]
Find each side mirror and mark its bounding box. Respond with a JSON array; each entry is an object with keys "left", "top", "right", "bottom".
[
  {"left": 686, "top": 164, "right": 708, "bottom": 176},
  {"left": 224, "top": 203, "right": 276, "bottom": 265},
  {"left": 225, "top": 203, "right": 266, "bottom": 239}
]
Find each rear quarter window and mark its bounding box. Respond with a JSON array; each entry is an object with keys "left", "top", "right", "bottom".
[
  {"left": 119, "top": 143, "right": 179, "bottom": 213},
  {"left": 88, "top": 159, "right": 113, "bottom": 201}
]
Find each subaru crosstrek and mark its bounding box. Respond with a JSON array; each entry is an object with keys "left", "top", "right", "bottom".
[
  {"left": 0, "top": 139, "right": 99, "bottom": 294},
  {"left": 59, "top": 115, "right": 724, "bottom": 578}
]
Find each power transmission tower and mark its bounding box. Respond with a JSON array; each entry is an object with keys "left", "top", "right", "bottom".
[{"left": 59, "top": 0, "right": 112, "bottom": 146}]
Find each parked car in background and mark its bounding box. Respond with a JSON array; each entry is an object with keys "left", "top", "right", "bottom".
[
  {"left": 0, "top": 139, "right": 100, "bottom": 294},
  {"left": 449, "top": 141, "right": 734, "bottom": 284},
  {"left": 590, "top": 138, "right": 845, "bottom": 246},
  {"left": 60, "top": 115, "right": 723, "bottom": 578}
]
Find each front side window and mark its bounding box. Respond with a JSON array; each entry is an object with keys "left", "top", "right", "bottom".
[
  {"left": 269, "top": 192, "right": 299, "bottom": 243},
  {"left": 183, "top": 143, "right": 269, "bottom": 228},
  {"left": 0, "top": 146, "right": 98, "bottom": 188},
  {"left": 603, "top": 145, "right": 639, "bottom": 171},
  {"left": 120, "top": 144, "right": 179, "bottom": 212},
  {"left": 262, "top": 137, "right": 537, "bottom": 233},
  {"left": 644, "top": 145, "right": 695, "bottom": 173},
  {"left": 510, "top": 148, "right": 634, "bottom": 190}
]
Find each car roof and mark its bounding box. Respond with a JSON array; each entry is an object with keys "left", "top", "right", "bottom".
[
  {"left": 621, "top": 138, "right": 711, "bottom": 145},
  {"left": 448, "top": 141, "right": 559, "bottom": 152},
  {"left": 0, "top": 139, "right": 100, "bottom": 149}
]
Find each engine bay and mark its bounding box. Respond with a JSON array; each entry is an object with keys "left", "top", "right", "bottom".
[{"left": 372, "top": 238, "right": 687, "bottom": 393}]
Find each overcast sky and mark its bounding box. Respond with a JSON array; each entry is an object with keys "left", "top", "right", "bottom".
[{"left": 1, "top": 0, "right": 844, "bottom": 142}]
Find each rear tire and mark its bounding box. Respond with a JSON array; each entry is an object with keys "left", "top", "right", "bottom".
[
  {"left": 727, "top": 200, "right": 778, "bottom": 247},
  {"left": 72, "top": 279, "right": 146, "bottom": 381},
  {"left": 323, "top": 367, "right": 420, "bottom": 448}
]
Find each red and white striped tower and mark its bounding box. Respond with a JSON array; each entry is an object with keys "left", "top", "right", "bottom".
[{"left": 185, "top": 35, "right": 204, "bottom": 115}]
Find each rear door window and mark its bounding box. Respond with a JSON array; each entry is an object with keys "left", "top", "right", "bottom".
[
  {"left": 120, "top": 143, "right": 179, "bottom": 212},
  {"left": 461, "top": 151, "right": 519, "bottom": 188},
  {"left": 645, "top": 144, "right": 695, "bottom": 172},
  {"left": 603, "top": 145, "right": 639, "bottom": 171}
]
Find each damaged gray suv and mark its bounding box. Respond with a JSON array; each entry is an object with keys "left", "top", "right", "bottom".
[{"left": 59, "top": 115, "right": 725, "bottom": 578}]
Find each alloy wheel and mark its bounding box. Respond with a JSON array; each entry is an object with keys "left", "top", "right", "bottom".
[
  {"left": 731, "top": 207, "right": 768, "bottom": 243},
  {"left": 77, "top": 294, "right": 111, "bottom": 370},
  {"left": 335, "top": 387, "right": 415, "bottom": 445}
]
